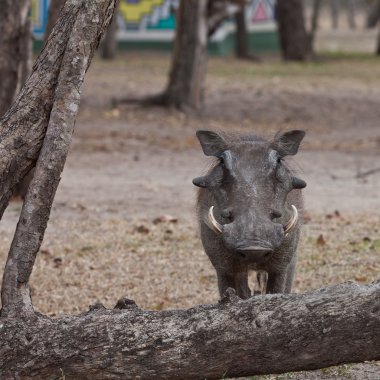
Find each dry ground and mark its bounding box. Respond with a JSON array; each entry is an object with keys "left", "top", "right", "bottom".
[{"left": 1, "top": 52, "right": 379, "bottom": 379}]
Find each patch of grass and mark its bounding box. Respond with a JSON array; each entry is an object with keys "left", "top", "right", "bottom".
[{"left": 207, "top": 54, "right": 380, "bottom": 83}]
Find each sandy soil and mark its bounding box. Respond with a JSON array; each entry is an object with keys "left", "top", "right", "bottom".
[{"left": 1, "top": 53, "right": 379, "bottom": 379}]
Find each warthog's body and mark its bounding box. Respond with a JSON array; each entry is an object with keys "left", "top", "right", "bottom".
[{"left": 193, "top": 130, "right": 306, "bottom": 299}]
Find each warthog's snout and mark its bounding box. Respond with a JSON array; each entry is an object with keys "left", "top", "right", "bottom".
[{"left": 236, "top": 245, "right": 274, "bottom": 261}]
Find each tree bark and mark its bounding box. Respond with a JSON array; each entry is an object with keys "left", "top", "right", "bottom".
[
  {"left": 163, "top": 0, "right": 209, "bottom": 112},
  {"left": 102, "top": 8, "right": 119, "bottom": 59},
  {"left": 276, "top": 0, "right": 312, "bottom": 61},
  {"left": 0, "top": 0, "right": 32, "bottom": 116},
  {"left": 44, "top": 0, "right": 66, "bottom": 42},
  {"left": 15, "top": 0, "right": 65, "bottom": 200},
  {"left": 0, "top": 282, "right": 379, "bottom": 379}
]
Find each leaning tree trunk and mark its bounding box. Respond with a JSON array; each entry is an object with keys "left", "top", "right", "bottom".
[
  {"left": 276, "top": 0, "right": 312, "bottom": 61},
  {"left": 0, "top": 0, "right": 118, "bottom": 316},
  {"left": 44, "top": 0, "right": 66, "bottom": 42},
  {"left": 0, "top": 0, "right": 32, "bottom": 116},
  {"left": 163, "top": 0, "right": 208, "bottom": 112},
  {"left": 15, "top": 0, "right": 67, "bottom": 200}
]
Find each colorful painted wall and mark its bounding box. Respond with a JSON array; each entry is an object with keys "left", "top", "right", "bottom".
[{"left": 32, "top": 0, "right": 279, "bottom": 54}]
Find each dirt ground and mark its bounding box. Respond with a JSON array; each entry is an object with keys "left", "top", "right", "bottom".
[{"left": 1, "top": 52, "right": 379, "bottom": 379}]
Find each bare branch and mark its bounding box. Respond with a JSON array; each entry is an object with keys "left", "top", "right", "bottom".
[{"left": 208, "top": 0, "right": 246, "bottom": 37}]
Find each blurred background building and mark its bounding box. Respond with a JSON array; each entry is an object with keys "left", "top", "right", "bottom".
[{"left": 31, "top": 0, "right": 279, "bottom": 54}]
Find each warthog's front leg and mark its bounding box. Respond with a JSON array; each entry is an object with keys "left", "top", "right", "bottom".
[
  {"left": 217, "top": 270, "right": 251, "bottom": 299},
  {"left": 266, "top": 271, "right": 287, "bottom": 294},
  {"left": 267, "top": 254, "right": 298, "bottom": 294}
]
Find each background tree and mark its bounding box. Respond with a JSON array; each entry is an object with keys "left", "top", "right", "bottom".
[
  {"left": 44, "top": 0, "right": 66, "bottom": 42},
  {"left": 0, "top": 0, "right": 32, "bottom": 116},
  {"left": 102, "top": 7, "right": 119, "bottom": 59},
  {"left": 367, "top": 0, "right": 380, "bottom": 54},
  {"left": 121, "top": 0, "right": 245, "bottom": 112},
  {"left": 276, "top": 0, "right": 310, "bottom": 61},
  {"left": 330, "top": 0, "right": 339, "bottom": 29},
  {"left": 161, "top": 0, "right": 208, "bottom": 112},
  {"left": 234, "top": 5, "right": 259, "bottom": 60}
]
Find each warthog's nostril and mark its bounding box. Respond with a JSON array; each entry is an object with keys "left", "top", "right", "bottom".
[
  {"left": 238, "top": 251, "right": 247, "bottom": 259},
  {"left": 270, "top": 210, "right": 282, "bottom": 220},
  {"left": 221, "top": 208, "right": 233, "bottom": 222}
]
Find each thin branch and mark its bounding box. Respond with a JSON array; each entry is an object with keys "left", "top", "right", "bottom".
[{"left": 356, "top": 167, "right": 380, "bottom": 179}]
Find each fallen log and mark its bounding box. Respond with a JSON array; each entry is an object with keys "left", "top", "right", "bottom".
[{"left": 0, "top": 282, "right": 379, "bottom": 379}]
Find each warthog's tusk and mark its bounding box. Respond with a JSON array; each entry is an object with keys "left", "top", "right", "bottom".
[
  {"left": 207, "top": 206, "right": 223, "bottom": 234},
  {"left": 284, "top": 205, "right": 298, "bottom": 237}
]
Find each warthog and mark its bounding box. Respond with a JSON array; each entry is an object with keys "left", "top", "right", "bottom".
[{"left": 193, "top": 130, "right": 306, "bottom": 299}]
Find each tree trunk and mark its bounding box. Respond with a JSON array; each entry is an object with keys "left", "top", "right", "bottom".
[
  {"left": 235, "top": 8, "right": 249, "bottom": 58},
  {"left": 14, "top": 0, "right": 66, "bottom": 200},
  {"left": 0, "top": 0, "right": 32, "bottom": 116},
  {"left": 44, "top": 0, "right": 66, "bottom": 42},
  {"left": 330, "top": 0, "right": 339, "bottom": 29},
  {"left": 347, "top": 0, "right": 356, "bottom": 29},
  {"left": 309, "top": 0, "right": 322, "bottom": 56},
  {"left": 276, "top": 0, "right": 312, "bottom": 61},
  {"left": 377, "top": 25, "right": 380, "bottom": 55},
  {"left": 163, "top": 0, "right": 208, "bottom": 112},
  {"left": 0, "top": 0, "right": 33, "bottom": 198},
  {"left": 118, "top": 0, "right": 243, "bottom": 111},
  {"left": 367, "top": 0, "right": 380, "bottom": 28},
  {"left": 0, "top": 283, "right": 379, "bottom": 379},
  {"left": 102, "top": 8, "right": 119, "bottom": 59},
  {"left": 0, "top": 0, "right": 117, "bottom": 219},
  {"left": 0, "top": 0, "right": 118, "bottom": 315}
]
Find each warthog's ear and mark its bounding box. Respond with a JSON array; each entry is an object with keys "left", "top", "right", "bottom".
[
  {"left": 196, "top": 130, "right": 228, "bottom": 156},
  {"left": 292, "top": 177, "right": 307, "bottom": 189},
  {"left": 192, "top": 176, "right": 208, "bottom": 188},
  {"left": 273, "top": 130, "right": 305, "bottom": 157}
]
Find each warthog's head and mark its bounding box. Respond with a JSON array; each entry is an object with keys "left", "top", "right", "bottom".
[{"left": 193, "top": 130, "right": 306, "bottom": 263}]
